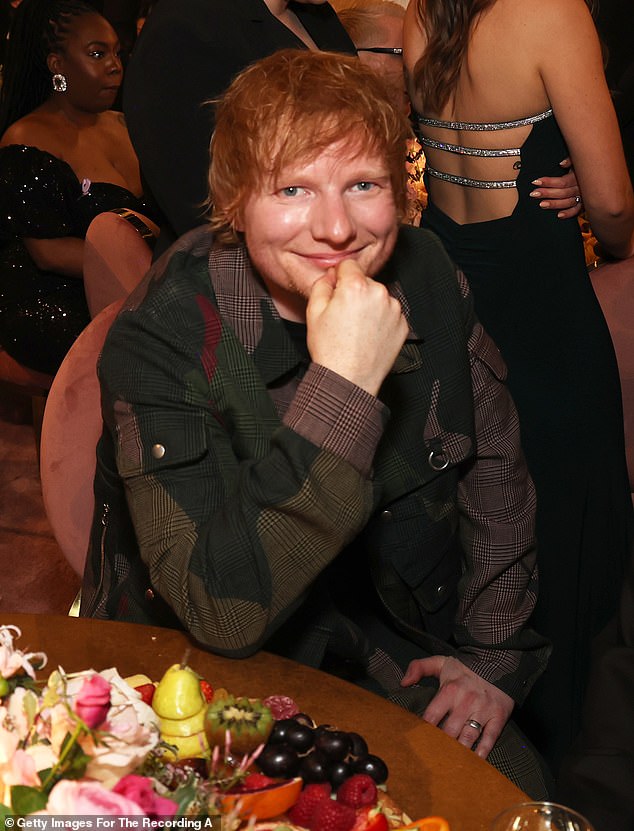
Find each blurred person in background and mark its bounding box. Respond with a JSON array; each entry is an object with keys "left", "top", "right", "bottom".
[
  {"left": 0, "top": 0, "right": 156, "bottom": 374},
  {"left": 122, "top": 0, "right": 356, "bottom": 255},
  {"left": 332, "top": 0, "right": 408, "bottom": 113},
  {"left": 404, "top": 0, "right": 634, "bottom": 775}
]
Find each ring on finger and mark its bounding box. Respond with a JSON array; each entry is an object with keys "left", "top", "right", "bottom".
[
  {"left": 574, "top": 195, "right": 581, "bottom": 204},
  {"left": 464, "top": 718, "right": 483, "bottom": 732}
]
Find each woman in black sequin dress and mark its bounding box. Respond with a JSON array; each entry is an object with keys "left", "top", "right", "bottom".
[{"left": 0, "top": 0, "right": 156, "bottom": 375}]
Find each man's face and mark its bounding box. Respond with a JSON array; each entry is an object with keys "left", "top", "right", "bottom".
[{"left": 238, "top": 141, "right": 399, "bottom": 322}]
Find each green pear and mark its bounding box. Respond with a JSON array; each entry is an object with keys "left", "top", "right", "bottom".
[{"left": 152, "top": 663, "right": 205, "bottom": 720}]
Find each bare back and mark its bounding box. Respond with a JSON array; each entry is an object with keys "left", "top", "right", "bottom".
[{"left": 404, "top": 0, "right": 634, "bottom": 249}]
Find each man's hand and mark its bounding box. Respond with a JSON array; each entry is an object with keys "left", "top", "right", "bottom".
[
  {"left": 401, "top": 655, "right": 514, "bottom": 758},
  {"left": 306, "top": 259, "right": 408, "bottom": 396},
  {"left": 529, "top": 158, "right": 583, "bottom": 219}
]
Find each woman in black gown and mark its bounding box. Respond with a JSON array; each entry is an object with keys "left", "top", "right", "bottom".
[
  {"left": 403, "top": 0, "right": 634, "bottom": 776},
  {"left": 0, "top": 0, "right": 156, "bottom": 375}
]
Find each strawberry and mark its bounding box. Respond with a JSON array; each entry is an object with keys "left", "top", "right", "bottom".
[
  {"left": 351, "top": 806, "right": 389, "bottom": 831},
  {"left": 199, "top": 679, "right": 214, "bottom": 702},
  {"left": 241, "top": 773, "right": 275, "bottom": 791},
  {"left": 287, "top": 783, "right": 332, "bottom": 826},
  {"left": 337, "top": 774, "right": 378, "bottom": 808},
  {"left": 134, "top": 683, "right": 156, "bottom": 706},
  {"left": 309, "top": 798, "right": 356, "bottom": 831}
]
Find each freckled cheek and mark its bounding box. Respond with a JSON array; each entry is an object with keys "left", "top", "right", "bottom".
[
  {"left": 358, "top": 201, "right": 398, "bottom": 238},
  {"left": 270, "top": 203, "right": 313, "bottom": 239}
]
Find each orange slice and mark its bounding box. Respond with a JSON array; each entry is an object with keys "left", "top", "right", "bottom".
[
  {"left": 395, "top": 818, "right": 450, "bottom": 831},
  {"left": 219, "top": 776, "right": 303, "bottom": 820}
]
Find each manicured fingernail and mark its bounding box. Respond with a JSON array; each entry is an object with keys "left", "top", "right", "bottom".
[
  {"left": 530, "top": 190, "right": 541, "bottom": 197},
  {"left": 532, "top": 179, "right": 542, "bottom": 186},
  {"left": 557, "top": 211, "right": 565, "bottom": 218},
  {"left": 539, "top": 200, "right": 550, "bottom": 208}
]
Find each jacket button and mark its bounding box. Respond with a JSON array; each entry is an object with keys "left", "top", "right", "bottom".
[
  {"left": 152, "top": 443, "right": 166, "bottom": 459},
  {"left": 380, "top": 509, "right": 393, "bottom": 522},
  {"left": 145, "top": 588, "right": 155, "bottom": 601},
  {"left": 428, "top": 449, "right": 449, "bottom": 471}
]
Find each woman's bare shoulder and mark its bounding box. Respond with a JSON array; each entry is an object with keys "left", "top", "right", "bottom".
[
  {"left": 97, "top": 109, "right": 132, "bottom": 139},
  {"left": 0, "top": 111, "right": 60, "bottom": 151},
  {"left": 498, "top": 0, "right": 596, "bottom": 43}
]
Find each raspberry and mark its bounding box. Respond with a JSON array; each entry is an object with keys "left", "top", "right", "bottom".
[
  {"left": 199, "top": 680, "right": 214, "bottom": 702},
  {"left": 242, "top": 773, "right": 275, "bottom": 791},
  {"left": 308, "top": 798, "right": 356, "bottom": 831},
  {"left": 336, "top": 774, "right": 378, "bottom": 808},
  {"left": 287, "top": 783, "right": 332, "bottom": 826},
  {"left": 262, "top": 694, "right": 300, "bottom": 720}
]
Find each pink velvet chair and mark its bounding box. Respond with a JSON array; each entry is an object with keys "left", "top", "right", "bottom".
[
  {"left": 83, "top": 209, "right": 158, "bottom": 318},
  {"left": 39, "top": 300, "right": 123, "bottom": 577},
  {"left": 590, "top": 255, "right": 634, "bottom": 493}
]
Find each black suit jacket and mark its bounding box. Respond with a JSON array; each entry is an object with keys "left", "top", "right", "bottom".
[{"left": 122, "top": 0, "right": 355, "bottom": 248}]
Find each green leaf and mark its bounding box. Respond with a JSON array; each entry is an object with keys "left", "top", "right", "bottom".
[
  {"left": 22, "top": 690, "right": 39, "bottom": 728},
  {"left": 10, "top": 785, "right": 48, "bottom": 815},
  {"left": 53, "top": 747, "right": 91, "bottom": 785},
  {"left": 169, "top": 775, "right": 201, "bottom": 816}
]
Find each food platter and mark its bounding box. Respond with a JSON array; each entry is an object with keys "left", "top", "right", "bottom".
[
  {"left": 0, "top": 625, "right": 447, "bottom": 831},
  {"left": 0, "top": 614, "right": 530, "bottom": 830}
]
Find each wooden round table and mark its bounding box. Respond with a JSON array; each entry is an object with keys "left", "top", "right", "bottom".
[{"left": 6, "top": 613, "right": 528, "bottom": 829}]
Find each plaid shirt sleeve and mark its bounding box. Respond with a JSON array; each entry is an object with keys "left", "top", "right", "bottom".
[{"left": 454, "top": 270, "right": 549, "bottom": 702}]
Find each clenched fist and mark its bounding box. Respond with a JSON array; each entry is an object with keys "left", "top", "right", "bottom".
[{"left": 306, "top": 259, "right": 408, "bottom": 396}]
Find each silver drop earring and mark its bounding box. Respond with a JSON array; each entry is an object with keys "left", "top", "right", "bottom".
[{"left": 52, "top": 73, "right": 67, "bottom": 93}]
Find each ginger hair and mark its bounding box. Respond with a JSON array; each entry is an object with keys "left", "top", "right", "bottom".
[{"left": 208, "top": 49, "right": 412, "bottom": 243}]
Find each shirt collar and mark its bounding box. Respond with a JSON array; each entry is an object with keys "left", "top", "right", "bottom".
[{"left": 208, "top": 241, "right": 303, "bottom": 384}]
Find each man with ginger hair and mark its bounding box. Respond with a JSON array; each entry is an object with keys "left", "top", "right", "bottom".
[{"left": 82, "top": 50, "right": 550, "bottom": 795}]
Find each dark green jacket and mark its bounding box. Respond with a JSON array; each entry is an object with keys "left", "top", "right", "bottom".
[{"left": 81, "top": 225, "right": 548, "bottom": 704}]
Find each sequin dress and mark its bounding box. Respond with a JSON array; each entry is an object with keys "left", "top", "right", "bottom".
[
  {"left": 0, "top": 144, "right": 155, "bottom": 375},
  {"left": 417, "top": 109, "right": 633, "bottom": 772}
]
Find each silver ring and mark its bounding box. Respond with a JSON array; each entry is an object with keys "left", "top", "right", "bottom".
[
  {"left": 574, "top": 195, "right": 581, "bottom": 204},
  {"left": 465, "top": 719, "right": 483, "bottom": 732}
]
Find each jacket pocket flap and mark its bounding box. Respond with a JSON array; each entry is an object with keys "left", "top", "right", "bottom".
[{"left": 115, "top": 403, "right": 208, "bottom": 477}]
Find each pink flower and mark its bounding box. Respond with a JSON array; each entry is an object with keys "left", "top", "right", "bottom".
[
  {"left": 113, "top": 774, "right": 178, "bottom": 817},
  {"left": 74, "top": 674, "right": 111, "bottom": 728},
  {"left": 40, "top": 779, "right": 145, "bottom": 815}
]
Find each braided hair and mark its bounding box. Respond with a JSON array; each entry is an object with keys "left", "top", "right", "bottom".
[{"left": 0, "top": 0, "right": 98, "bottom": 135}]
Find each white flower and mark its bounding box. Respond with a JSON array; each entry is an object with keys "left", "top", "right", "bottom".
[{"left": 0, "top": 626, "right": 46, "bottom": 680}]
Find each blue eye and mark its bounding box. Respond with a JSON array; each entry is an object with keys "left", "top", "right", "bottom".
[
  {"left": 281, "top": 186, "right": 301, "bottom": 197},
  {"left": 353, "top": 181, "right": 375, "bottom": 192}
]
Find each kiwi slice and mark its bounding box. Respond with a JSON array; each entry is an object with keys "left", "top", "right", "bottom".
[{"left": 204, "top": 695, "right": 274, "bottom": 756}]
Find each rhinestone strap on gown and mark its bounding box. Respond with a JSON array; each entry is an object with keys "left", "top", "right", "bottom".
[{"left": 417, "top": 108, "right": 633, "bottom": 773}]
